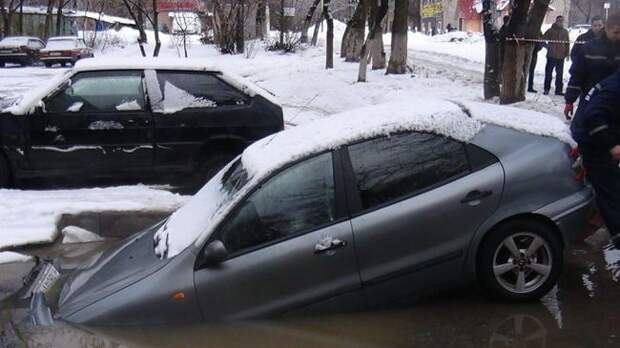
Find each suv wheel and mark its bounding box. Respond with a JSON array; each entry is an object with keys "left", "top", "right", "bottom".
[
  {"left": 0, "top": 155, "right": 12, "bottom": 188},
  {"left": 477, "top": 219, "right": 562, "bottom": 301}
]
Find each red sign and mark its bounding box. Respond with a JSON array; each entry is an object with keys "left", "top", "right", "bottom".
[
  {"left": 158, "top": 0, "right": 197, "bottom": 11},
  {"left": 459, "top": 0, "right": 479, "bottom": 20}
]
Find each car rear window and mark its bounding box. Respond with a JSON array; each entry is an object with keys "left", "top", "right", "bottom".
[
  {"left": 155, "top": 70, "right": 248, "bottom": 113},
  {"left": 0, "top": 37, "right": 29, "bottom": 46},
  {"left": 46, "top": 39, "right": 76, "bottom": 50},
  {"left": 347, "top": 132, "right": 470, "bottom": 211}
]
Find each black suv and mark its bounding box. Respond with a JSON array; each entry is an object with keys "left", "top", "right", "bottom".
[{"left": 0, "top": 60, "right": 284, "bottom": 189}]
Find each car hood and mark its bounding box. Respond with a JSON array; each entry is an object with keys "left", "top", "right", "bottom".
[{"left": 57, "top": 222, "right": 171, "bottom": 319}]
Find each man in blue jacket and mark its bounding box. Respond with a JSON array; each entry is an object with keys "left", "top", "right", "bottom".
[
  {"left": 571, "top": 71, "right": 620, "bottom": 249},
  {"left": 565, "top": 13, "right": 620, "bottom": 119}
]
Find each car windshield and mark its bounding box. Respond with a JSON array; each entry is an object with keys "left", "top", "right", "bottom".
[
  {"left": 153, "top": 158, "right": 250, "bottom": 258},
  {"left": 0, "top": 37, "right": 29, "bottom": 46},
  {"left": 46, "top": 39, "right": 76, "bottom": 50}
]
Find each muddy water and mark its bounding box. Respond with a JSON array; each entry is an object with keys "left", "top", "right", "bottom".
[{"left": 1, "top": 241, "right": 619, "bottom": 348}]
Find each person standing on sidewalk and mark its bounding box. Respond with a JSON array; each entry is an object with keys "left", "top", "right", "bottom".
[
  {"left": 542, "top": 16, "right": 570, "bottom": 95},
  {"left": 565, "top": 13, "right": 620, "bottom": 119},
  {"left": 570, "top": 71, "right": 620, "bottom": 249},
  {"left": 527, "top": 31, "right": 543, "bottom": 93},
  {"left": 571, "top": 16, "right": 605, "bottom": 61}
]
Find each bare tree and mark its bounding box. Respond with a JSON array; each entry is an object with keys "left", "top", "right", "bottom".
[
  {"left": 499, "top": 0, "right": 549, "bottom": 104},
  {"left": 300, "top": 0, "right": 320, "bottom": 43},
  {"left": 386, "top": 0, "right": 408, "bottom": 74},
  {"left": 0, "top": 0, "right": 25, "bottom": 37},
  {"left": 43, "top": 0, "right": 56, "bottom": 39},
  {"left": 120, "top": 0, "right": 161, "bottom": 57},
  {"left": 341, "top": 0, "right": 366, "bottom": 62},
  {"left": 324, "top": 0, "right": 333, "bottom": 69},
  {"left": 56, "top": 0, "right": 72, "bottom": 36},
  {"left": 482, "top": 0, "right": 500, "bottom": 99},
  {"left": 368, "top": 0, "right": 385, "bottom": 69},
  {"left": 358, "top": 0, "right": 388, "bottom": 82}
]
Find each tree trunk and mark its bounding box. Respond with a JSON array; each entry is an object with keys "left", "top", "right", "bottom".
[
  {"left": 43, "top": 0, "right": 55, "bottom": 40},
  {"left": 18, "top": 1, "right": 22, "bottom": 35},
  {"left": 56, "top": 1, "right": 65, "bottom": 36},
  {"left": 342, "top": 0, "right": 367, "bottom": 62},
  {"left": 152, "top": 0, "right": 161, "bottom": 57},
  {"left": 235, "top": 0, "right": 245, "bottom": 54},
  {"left": 311, "top": 14, "right": 322, "bottom": 46},
  {"left": 499, "top": 0, "right": 549, "bottom": 104},
  {"left": 482, "top": 0, "right": 500, "bottom": 99},
  {"left": 386, "top": 0, "right": 408, "bottom": 74},
  {"left": 358, "top": 0, "right": 388, "bottom": 82},
  {"left": 324, "top": 0, "right": 333, "bottom": 69},
  {"left": 368, "top": 0, "right": 386, "bottom": 70},
  {"left": 122, "top": 0, "right": 147, "bottom": 57},
  {"left": 279, "top": 0, "right": 285, "bottom": 45},
  {"left": 301, "top": 0, "right": 321, "bottom": 44}
]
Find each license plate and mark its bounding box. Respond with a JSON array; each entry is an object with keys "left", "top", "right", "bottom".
[
  {"left": 49, "top": 52, "right": 62, "bottom": 56},
  {"left": 22, "top": 262, "right": 60, "bottom": 298}
]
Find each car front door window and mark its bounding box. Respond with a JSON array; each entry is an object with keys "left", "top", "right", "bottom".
[
  {"left": 46, "top": 71, "right": 145, "bottom": 113},
  {"left": 215, "top": 152, "right": 336, "bottom": 256}
]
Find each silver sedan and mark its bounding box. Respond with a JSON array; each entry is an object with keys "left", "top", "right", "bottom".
[{"left": 55, "top": 100, "right": 593, "bottom": 325}]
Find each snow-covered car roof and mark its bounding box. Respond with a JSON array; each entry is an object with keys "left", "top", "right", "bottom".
[
  {"left": 0, "top": 36, "right": 41, "bottom": 46},
  {"left": 47, "top": 36, "right": 81, "bottom": 41},
  {"left": 2, "top": 58, "right": 278, "bottom": 115},
  {"left": 240, "top": 99, "right": 572, "bottom": 181}
]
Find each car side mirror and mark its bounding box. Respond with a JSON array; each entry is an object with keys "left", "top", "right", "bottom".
[{"left": 200, "top": 240, "right": 228, "bottom": 268}]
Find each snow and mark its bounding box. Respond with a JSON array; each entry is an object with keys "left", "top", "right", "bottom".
[
  {"left": 61, "top": 226, "right": 104, "bottom": 244},
  {"left": 88, "top": 120, "right": 124, "bottom": 130},
  {"left": 66, "top": 10, "right": 136, "bottom": 26},
  {"left": 66, "top": 101, "right": 83, "bottom": 112},
  {"left": 0, "top": 187, "right": 188, "bottom": 250},
  {"left": 541, "top": 286, "right": 564, "bottom": 329},
  {"left": 115, "top": 100, "right": 142, "bottom": 111},
  {"left": 242, "top": 100, "right": 481, "bottom": 180},
  {"left": 0, "top": 251, "right": 33, "bottom": 265},
  {"left": 581, "top": 274, "right": 595, "bottom": 298},
  {"left": 461, "top": 101, "right": 574, "bottom": 145},
  {"left": 162, "top": 81, "right": 217, "bottom": 114},
  {"left": 604, "top": 248, "right": 620, "bottom": 282}
]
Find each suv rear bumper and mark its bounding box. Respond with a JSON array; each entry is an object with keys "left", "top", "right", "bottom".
[{"left": 536, "top": 188, "right": 595, "bottom": 245}]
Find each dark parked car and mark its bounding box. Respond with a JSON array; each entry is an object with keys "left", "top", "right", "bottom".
[
  {"left": 53, "top": 100, "right": 593, "bottom": 325},
  {"left": 40, "top": 36, "right": 94, "bottom": 67},
  {"left": 0, "top": 36, "right": 45, "bottom": 67},
  {"left": 0, "top": 59, "right": 284, "bottom": 188}
]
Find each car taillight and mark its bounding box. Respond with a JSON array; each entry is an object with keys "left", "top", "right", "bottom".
[{"left": 569, "top": 147, "right": 586, "bottom": 181}]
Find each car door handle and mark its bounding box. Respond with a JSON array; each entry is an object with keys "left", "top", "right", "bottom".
[
  {"left": 461, "top": 190, "right": 493, "bottom": 204},
  {"left": 314, "top": 237, "right": 347, "bottom": 254}
]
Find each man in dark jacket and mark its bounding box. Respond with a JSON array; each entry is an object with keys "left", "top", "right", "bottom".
[
  {"left": 565, "top": 13, "right": 620, "bottom": 119},
  {"left": 571, "top": 16, "right": 605, "bottom": 61},
  {"left": 542, "top": 16, "right": 570, "bottom": 95},
  {"left": 571, "top": 71, "right": 620, "bottom": 249}
]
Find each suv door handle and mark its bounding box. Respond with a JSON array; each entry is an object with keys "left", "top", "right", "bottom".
[
  {"left": 461, "top": 190, "right": 493, "bottom": 204},
  {"left": 314, "top": 237, "right": 347, "bottom": 254}
]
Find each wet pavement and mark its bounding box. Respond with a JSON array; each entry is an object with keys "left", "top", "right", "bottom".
[{"left": 1, "top": 238, "right": 619, "bottom": 348}]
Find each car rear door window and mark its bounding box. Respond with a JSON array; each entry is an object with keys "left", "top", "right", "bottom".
[
  {"left": 347, "top": 132, "right": 470, "bottom": 211},
  {"left": 215, "top": 152, "right": 336, "bottom": 255},
  {"left": 46, "top": 71, "right": 145, "bottom": 113},
  {"left": 155, "top": 70, "right": 248, "bottom": 113}
]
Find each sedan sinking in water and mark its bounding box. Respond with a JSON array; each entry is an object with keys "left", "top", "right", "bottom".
[{"left": 55, "top": 99, "right": 593, "bottom": 325}]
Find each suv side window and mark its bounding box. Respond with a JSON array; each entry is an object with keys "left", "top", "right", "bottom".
[
  {"left": 348, "top": 132, "right": 470, "bottom": 211},
  {"left": 155, "top": 70, "right": 248, "bottom": 113},
  {"left": 46, "top": 71, "right": 145, "bottom": 113},
  {"left": 214, "top": 152, "right": 336, "bottom": 256}
]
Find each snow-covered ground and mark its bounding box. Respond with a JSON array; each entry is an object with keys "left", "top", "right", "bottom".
[{"left": 0, "top": 25, "right": 616, "bottom": 270}]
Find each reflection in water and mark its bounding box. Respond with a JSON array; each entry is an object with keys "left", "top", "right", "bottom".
[{"left": 489, "top": 314, "right": 546, "bottom": 348}]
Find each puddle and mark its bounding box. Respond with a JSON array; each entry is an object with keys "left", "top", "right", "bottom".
[{"left": 1, "top": 242, "right": 619, "bottom": 347}]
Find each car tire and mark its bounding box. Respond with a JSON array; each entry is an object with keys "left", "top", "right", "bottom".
[
  {"left": 0, "top": 154, "right": 12, "bottom": 188},
  {"left": 477, "top": 219, "right": 562, "bottom": 302}
]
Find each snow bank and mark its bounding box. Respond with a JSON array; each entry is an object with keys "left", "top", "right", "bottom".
[
  {"left": 462, "top": 101, "right": 574, "bottom": 145},
  {"left": 0, "top": 186, "right": 187, "bottom": 250},
  {"left": 0, "top": 251, "right": 33, "bottom": 264},
  {"left": 429, "top": 31, "right": 483, "bottom": 44}
]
